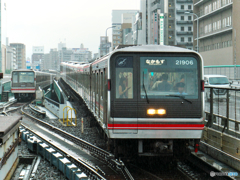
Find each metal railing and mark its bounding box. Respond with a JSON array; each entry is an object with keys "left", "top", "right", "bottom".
[{"left": 205, "top": 87, "right": 240, "bottom": 138}]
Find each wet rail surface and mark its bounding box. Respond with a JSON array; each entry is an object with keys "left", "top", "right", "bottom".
[
  {"left": 19, "top": 103, "right": 133, "bottom": 180},
  {"left": 4, "top": 101, "right": 236, "bottom": 179}
]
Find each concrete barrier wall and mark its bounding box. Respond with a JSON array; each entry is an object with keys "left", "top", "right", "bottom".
[{"left": 201, "top": 127, "right": 240, "bottom": 171}]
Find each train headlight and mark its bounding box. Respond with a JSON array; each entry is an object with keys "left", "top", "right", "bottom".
[
  {"left": 157, "top": 109, "right": 166, "bottom": 115},
  {"left": 147, "top": 109, "right": 156, "bottom": 115}
]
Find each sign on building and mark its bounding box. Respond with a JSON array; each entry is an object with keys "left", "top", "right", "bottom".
[{"left": 159, "top": 13, "right": 164, "bottom": 45}]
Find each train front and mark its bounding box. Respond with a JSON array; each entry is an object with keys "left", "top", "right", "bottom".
[
  {"left": 11, "top": 70, "right": 36, "bottom": 101},
  {"left": 108, "top": 46, "right": 204, "bottom": 157}
]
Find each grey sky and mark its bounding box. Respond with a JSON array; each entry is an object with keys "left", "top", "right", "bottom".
[{"left": 7, "top": 0, "right": 140, "bottom": 59}]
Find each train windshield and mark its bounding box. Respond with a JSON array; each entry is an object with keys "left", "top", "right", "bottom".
[
  {"left": 12, "top": 71, "right": 34, "bottom": 86},
  {"left": 140, "top": 56, "right": 199, "bottom": 99}
]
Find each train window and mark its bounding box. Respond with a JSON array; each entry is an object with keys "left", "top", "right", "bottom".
[
  {"left": 12, "top": 72, "right": 18, "bottom": 83},
  {"left": 115, "top": 56, "right": 133, "bottom": 99},
  {"left": 140, "top": 56, "right": 199, "bottom": 99},
  {"left": 19, "top": 72, "right": 34, "bottom": 83}
]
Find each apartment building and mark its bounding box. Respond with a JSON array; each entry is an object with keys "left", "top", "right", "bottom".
[
  {"left": 193, "top": 0, "right": 237, "bottom": 67},
  {"left": 9, "top": 43, "right": 26, "bottom": 69},
  {"left": 138, "top": 0, "right": 194, "bottom": 49}
]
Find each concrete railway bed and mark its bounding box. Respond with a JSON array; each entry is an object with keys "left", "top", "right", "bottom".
[
  {"left": 6, "top": 100, "right": 238, "bottom": 179},
  {"left": 11, "top": 102, "right": 198, "bottom": 180}
]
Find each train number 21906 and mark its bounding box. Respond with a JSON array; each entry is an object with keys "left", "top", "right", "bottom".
[{"left": 176, "top": 60, "right": 194, "bottom": 65}]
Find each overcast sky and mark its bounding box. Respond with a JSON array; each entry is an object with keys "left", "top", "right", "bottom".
[{"left": 7, "top": 0, "right": 140, "bottom": 59}]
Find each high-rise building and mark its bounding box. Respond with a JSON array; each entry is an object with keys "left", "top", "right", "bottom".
[
  {"left": 50, "top": 48, "right": 59, "bottom": 70},
  {"left": 32, "top": 46, "right": 44, "bottom": 70},
  {"left": 6, "top": 46, "right": 16, "bottom": 72},
  {"left": 193, "top": 0, "right": 235, "bottom": 65},
  {"left": 112, "top": 10, "right": 138, "bottom": 49},
  {"left": 9, "top": 43, "right": 26, "bottom": 69},
  {"left": 99, "top": 36, "right": 111, "bottom": 57},
  {"left": 0, "top": 0, "right": 7, "bottom": 72},
  {"left": 138, "top": 0, "right": 194, "bottom": 49}
]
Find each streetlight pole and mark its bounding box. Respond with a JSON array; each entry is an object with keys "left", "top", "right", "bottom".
[
  {"left": 105, "top": 26, "right": 116, "bottom": 55},
  {"left": 227, "top": 25, "right": 237, "bottom": 79},
  {"left": 185, "top": 12, "right": 199, "bottom": 52}
]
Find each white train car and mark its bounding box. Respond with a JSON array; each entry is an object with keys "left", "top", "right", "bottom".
[
  {"left": 11, "top": 69, "right": 54, "bottom": 101},
  {"left": 61, "top": 45, "right": 205, "bottom": 158}
]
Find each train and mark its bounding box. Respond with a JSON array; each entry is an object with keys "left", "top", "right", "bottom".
[
  {"left": 60, "top": 45, "right": 205, "bottom": 158},
  {"left": 11, "top": 69, "right": 54, "bottom": 101}
]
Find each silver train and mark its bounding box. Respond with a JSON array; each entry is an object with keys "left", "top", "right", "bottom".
[
  {"left": 11, "top": 69, "right": 54, "bottom": 101},
  {"left": 61, "top": 45, "right": 205, "bottom": 157}
]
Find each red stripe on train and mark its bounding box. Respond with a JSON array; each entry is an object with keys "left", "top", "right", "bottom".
[
  {"left": 108, "top": 124, "right": 204, "bottom": 130},
  {"left": 11, "top": 89, "right": 35, "bottom": 91}
]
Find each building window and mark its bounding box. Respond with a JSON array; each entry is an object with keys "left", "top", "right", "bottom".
[
  {"left": 181, "top": 16, "right": 184, "bottom": 20},
  {"left": 181, "top": 27, "right": 184, "bottom": 31},
  {"left": 181, "top": 37, "right": 184, "bottom": 42},
  {"left": 209, "top": 4, "right": 212, "bottom": 12},
  {"left": 188, "top": 26, "right": 192, "bottom": 31},
  {"left": 188, "top": 5, "right": 191, "bottom": 10},
  {"left": 205, "top": 25, "right": 208, "bottom": 33},
  {"left": 188, "top": 37, "right": 192, "bottom": 42},
  {"left": 188, "top": 16, "right": 191, "bottom": 21},
  {"left": 181, "top": 5, "right": 184, "bottom": 9},
  {"left": 209, "top": 24, "right": 212, "bottom": 32}
]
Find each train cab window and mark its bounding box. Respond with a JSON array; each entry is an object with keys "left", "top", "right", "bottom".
[
  {"left": 12, "top": 72, "right": 18, "bottom": 83},
  {"left": 115, "top": 56, "right": 133, "bottom": 99},
  {"left": 140, "top": 56, "right": 199, "bottom": 99}
]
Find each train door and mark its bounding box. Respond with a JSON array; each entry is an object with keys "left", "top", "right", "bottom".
[{"left": 111, "top": 55, "right": 138, "bottom": 134}]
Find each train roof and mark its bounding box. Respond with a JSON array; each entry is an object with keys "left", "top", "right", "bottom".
[
  {"left": 112, "top": 44, "right": 197, "bottom": 53},
  {"left": 12, "top": 69, "right": 34, "bottom": 72}
]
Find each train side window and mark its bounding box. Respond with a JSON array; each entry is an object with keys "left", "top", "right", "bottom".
[{"left": 115, "top": 57, "right": 133, "bottom": 99}]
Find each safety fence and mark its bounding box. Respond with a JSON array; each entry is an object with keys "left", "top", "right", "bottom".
[{"left": 205, "top": 87, "right": 240, "bottom": 138}]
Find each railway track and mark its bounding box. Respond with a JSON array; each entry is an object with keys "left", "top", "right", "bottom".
[
  {"left": 4, "top": 100, "right": 236, "bottom": 179},
  {"left": 20, "top": 102, "right": 134, "bottom": 180}
]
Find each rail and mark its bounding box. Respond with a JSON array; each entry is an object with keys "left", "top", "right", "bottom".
[{"left": 20, "top": 103, "right": 134, "bottom": 180}]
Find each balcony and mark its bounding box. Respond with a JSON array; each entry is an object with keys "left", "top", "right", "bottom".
[
  {"left": 197, "top": 2, "right": 232, "bottom": 20},
  {"left": 177, "top": 42, "right": 193, "bottom": 46},
  {"left": 198, "top": 26, "right": 232, "bottom": 40},
  {"left": 176, "top": 31, "right": 193, "bottom": 35},
  {"left": 177, "top": 0, "right": 193, "bottom": 3},
  {"left": 176, "top": 9, "right": 193, "bottom": 14},
  {"left": 193, "top": 0, "right": 208, "bottom": 6},
  {"left": 176, "top": 20, "right": 193, "bottom": 25},
  {"left": 151, "top": 3, "right": 161, "bottom": 12}
]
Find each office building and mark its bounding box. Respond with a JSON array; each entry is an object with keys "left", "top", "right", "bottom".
[
  {"left": 99, "top": 36, "right": 111, "bottom": 57},
  {"left": 137, "top": 0, "right": 193, "bottom": 49},
  {"left": 112, "top": 10, "right": 138, "bottom": 49},
  {"left": 6, "top": 46, "right": 16, "bottom": 72},
  {"left": 32, "top": 46, "right": 44, "bottom": 70},
  {"left": 10, "top": 43, "right": 26, "bottom": 69},
  {"left": 193, "top": 0, "right": 240, "bottom": 79}
]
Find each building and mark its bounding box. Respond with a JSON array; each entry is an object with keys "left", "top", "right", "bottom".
[
  {"left": 99, "top": 36, "right": 111, "bottom": 57},
  {"left": 59, "top": 47, "right": 72, "bottom": 62},
  {"left": 43, "top": 53, "right": 50, "bottom": 71},
  {"left": 137, "top": 0, "right": 194, "bottom": 49},
  {"left": 9, "top": 43, "right": 26, "bottom": 70},
  {"left": 193, "top": 0, "right": 235, "bottom": 66},
  {"left": 0, "top": 116, "right": 21, "bottom": 180},
  {"left": 49, "top": 48, "right": 59, "bottom": 70},
  {"left": 6, "top": 46, "right": 16, "bottom": 72},
  {"left": 112, "top": 10, "right": 139, "bottom": 49},
  {"left": 32, "top": 46, "right": 44, "bottom": 70},
  {"left": 0, "top": 0, "right": 7, "bottom": 72},
  {"left": 71, "top": 44, "right": 92, "bottom": 62}
]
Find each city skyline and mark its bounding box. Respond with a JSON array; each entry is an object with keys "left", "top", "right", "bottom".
[{"left": 7, "top": 0, "right": 140, "bottom": 59}]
